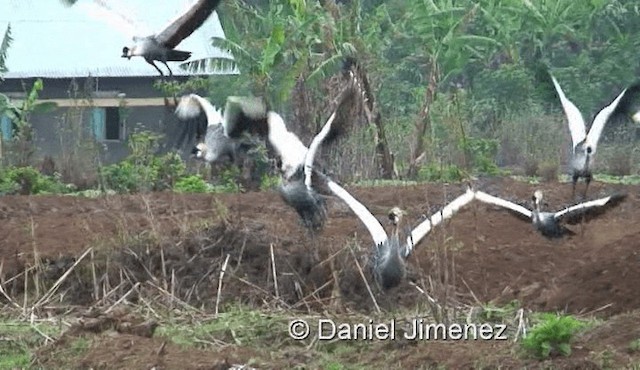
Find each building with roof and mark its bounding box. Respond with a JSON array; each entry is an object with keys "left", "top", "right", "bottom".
[{"left": 0, "top": 0, "right": 234, "bottom": 165}]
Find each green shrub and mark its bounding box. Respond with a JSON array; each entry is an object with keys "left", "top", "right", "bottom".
[
  {"left": 522, "top": 313, "right": 587, "bottom": 359},
  {"left": 418, "top": 163, "right": 465, "bottom": 182},
  {"left": 459, "top": 137, "right": 501, "bottom": 175},
  {"left": 173, "top": 175, "right": 212, "bottom": 193},
  {"left": 99, "top": 131, "right": 186, "bottom": 193},
  {"left": 0, "top": 166, "right": 71, "bottom": 195}
]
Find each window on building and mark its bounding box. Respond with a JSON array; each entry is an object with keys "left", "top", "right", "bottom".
[
  {"left": 90, "top": 107, "right": 121, "bottom": 141},
  {"left": 0, "top": 114, "right": 13, "bottom": 141}
]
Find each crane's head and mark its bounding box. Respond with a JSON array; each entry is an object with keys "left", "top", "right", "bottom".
[
  {"left": 122, "top": 46, "right": 132, "bottom": 59},
  {"left": 191, "top": 142, "right": 207, "bottom": 160},
  {"left": 388, "top": 207, "right": 406, "bottom": 226},
  {"left": 532, "top": 190, "right": 544, "bottom": 208}
]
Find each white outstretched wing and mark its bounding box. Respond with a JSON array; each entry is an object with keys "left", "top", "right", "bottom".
[
  {"left": 79, "top": 0, "right": 153, "bottom": 39},
  {"left": 175, "top": 94, "right": 222, "bottom": 127},
  {"left": 475, "top": 190, "right": 533, "bottom": 220},
  {"left": 406, "top": 187, "right": 475, "bottom": 256},
  {"left": 265, "top": 112, "right": 309, "bottom": 179},
  {"left": 584, "top": 87, "right": 628, "bottom": 153},
  {"left": 327, "top": 180, "right": 388, "bottom": 246},
  {"left": 304, "top": 112, "right": 337, "bottom": 189},
  {"left": 550, "top": 74, "right": 587, "bottom": 150},
  {"left": 554, "top": 193, "right": 625, "bottom": 221}
]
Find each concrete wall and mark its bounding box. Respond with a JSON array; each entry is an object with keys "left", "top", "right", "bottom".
[{"left": 1, "top": 76, "right": 200, "bottom": 164}]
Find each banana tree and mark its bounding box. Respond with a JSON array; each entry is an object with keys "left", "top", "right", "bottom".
[
  {"left": 1, "top": 79, "right": 57, "bottom": 166},
  {"left": 0, "top": 23, "right": 13, "bottom": 161},
  {"left": 396, "top": 0, "right": 500, "bottom": 178}
]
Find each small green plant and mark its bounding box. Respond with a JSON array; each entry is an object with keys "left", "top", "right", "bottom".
[
  {"left": 259, "top": 173, "right": 281, "bottom": 191},
  {"left": 459, "top": 136, "right": 501, "bottom": 175},
  {"left": 99, "top": 131, "right": 187, "bottom": 193},
  {"left": 418, "top": 163, "right": 465, "bottom": 182},
  {"left": 629, "top": 338, "right": 640, "bottom": 353},
  {"left": 478, "top": 300, "right": 520, "bottom": 322},
  {"left": 173, "top": 174, "right": 212, "bottom": 193},
  {"left": 0, "top": 166, "right": 71, "bottom": 195},
  {"left": 522, "top": 313, "right": 587, "bottom": 359}
]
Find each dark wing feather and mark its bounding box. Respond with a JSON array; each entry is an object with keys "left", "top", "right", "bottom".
[
  {"left": 171, "top": 110, "right": 208, "bottom": 149},
  {"left": 559, "top": 192, "right": 627, "bottom": 225},
  {"left": 223, "top": 96, "right": 269, "bottom": 138},
  {"left": 608, "top": 80, "right": 640, "bottom": 122},
  {"left": 155, "top": 0, "right": 222, "bottom": 49}
]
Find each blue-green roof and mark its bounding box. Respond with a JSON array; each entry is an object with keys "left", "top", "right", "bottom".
[{"left": 0, "top": 0, "right": 234, "bottom": 78}]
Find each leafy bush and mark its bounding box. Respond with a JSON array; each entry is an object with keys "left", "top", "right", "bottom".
[
  {"left": 522, "top": 313, "right": 587, "bottom": 359},
  {"left": 459, "top": 137, "right": 501, "bottom": 175},
  {"left": 99, "top": 131, "right": 186, "bottom": 193},
  {"left": 0, "top": 166, "right": 71, "bottom": 195},
  {"left": 418, "top": 163, "right": 465, "bottom": 182},
  {"left": 173, "top": 175, "right": 212, "bottom": 193},
  {"left": 259, "top": 173, "right": 281, "bottom": 191}
]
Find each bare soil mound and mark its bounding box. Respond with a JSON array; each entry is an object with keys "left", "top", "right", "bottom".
[{"left": 1, "top": 177, "right": 638, "bottom": 317}]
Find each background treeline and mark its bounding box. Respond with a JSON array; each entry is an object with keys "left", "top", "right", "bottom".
[{"left": 2, "top": 0, "right": 640, "bottom": 196}]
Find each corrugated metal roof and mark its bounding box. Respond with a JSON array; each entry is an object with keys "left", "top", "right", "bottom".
[{"left": 0, "top": 0, "right": 235, "bottom": 78}]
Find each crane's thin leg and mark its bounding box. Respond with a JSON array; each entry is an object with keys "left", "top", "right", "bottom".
[
  {"left": 583, "top": 173, "right": 592, "bottom": 200},
  {"left": 146, "top": 59, "right": 164, "bottom": 77},
  {"left": 161, "top": 61, "right": 173, "bottom": 77},
  {"left": 571, "top": 173, "right": 579, "bottom": 200}
]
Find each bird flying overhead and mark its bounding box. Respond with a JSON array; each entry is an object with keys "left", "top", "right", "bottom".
[{"left": 82, "top": 0, "right": 222, "bottom": 76}]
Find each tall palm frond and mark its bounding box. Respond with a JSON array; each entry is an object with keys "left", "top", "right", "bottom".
[{"left": 0, "top": 23, "right": 13, "bottom": 75}]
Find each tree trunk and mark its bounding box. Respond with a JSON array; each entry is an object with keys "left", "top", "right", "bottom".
[
  {"left": 355, "top": 64, "right": 394, "bottom": 179},
  {"left": 406, "top": 61, "right": 439, "bottom": 179}
]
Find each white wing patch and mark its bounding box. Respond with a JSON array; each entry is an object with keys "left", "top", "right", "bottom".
[
  {"left": 327, "top": 181, "right": 388, "bottom": 246},
  {"left": 79, "top": 0, "right": 153, "bottom": 39},
  {"left": 584, "top": 87, "right": 628, "bottom": 154},
  {"left": 304, "top": 112, "right": 337, "bottom": 189},
  {"left": 475, "top": 190, "right": 533, "bottom": 219},
  {"left": 407, "top": 187, "right": 476, "bottom": 254},
  {"left": 553, "top": 195, "right": 613, "bottom": 220},
  {"left": 550, "top": 74, "right": 587, "bottom": 150},
  {"left": 175, "top": 94, "right": 222, "bottom": 127},
  {"left": 266, "top": 112, "right": 308, "bottom": 180}
]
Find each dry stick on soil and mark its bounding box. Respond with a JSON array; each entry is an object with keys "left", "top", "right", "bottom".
[
  {"left": 170, "top": 269, "right": 176, "bottom": 310},
  {"left": 91, "top": 248, "right": 99, "bottom": 301},
  {"left": 229, "top": 273, "right": 293, "bottom": 310},
  {"left": 160, "top": 244, "right": 168, "bottom": 291},
  {"left": 29, "top": 214, "right": 41, "bottom": 298},
  {"left": 215, "top": 254, "right": 231, "bottom": 316},
  {"left": 33, "top": 247, "right": 93, "bottom": 309},
  {"left": 348, "top": 248, "right": 380, "bottom": 314},
  {"left": 269, "top": 244, "right": 279, "bottom": 299},
  {"left": 0, "top": 280, "right": 22, "bottom": 309},
  {"left": 460, "top": 277, "right": 482, "bottom": 307},
  {"left": 513, "top": 308, "right": 526, "bottom": 342},
  {"left": 91, "top": 281, "right": 126, "bottom": 308},
  {"left": 146, "top": 281, "right": 203, "bottom": 313},
  {"left": 104, "top": 282, "right": 140, "bottom": 314}
]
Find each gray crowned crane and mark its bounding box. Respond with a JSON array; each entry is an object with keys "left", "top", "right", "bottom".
[
  {"left": 550, "top": 74, "right": 637, "bottom": 198},
  {"left": 474, "top": 189, "right": 626, "bottom": 239},
  {"left": 82, "top": 0, "right": 222, "bottom": 76},
  {"left": 325, "top": 182, "right": 476, "bottom": 289},
  {"left": 222, "top": 99, "right": 348, "bottom": 232},
  {"left": 222, "top": 63, "right": 365, "bottom": 232},
  {"left": 174, "top": 94, "right": 265, "bottom": 165}
]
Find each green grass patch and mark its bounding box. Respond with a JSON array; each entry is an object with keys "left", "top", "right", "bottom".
[
  {"left": 156, "top": 305, "right": 288, "bottom": 348},
  {"left": 0, "top": 319, "right": 64, "bottom": 368},
  {"left": 521, "top": 313, "right": 590, "bottom": 359}
]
